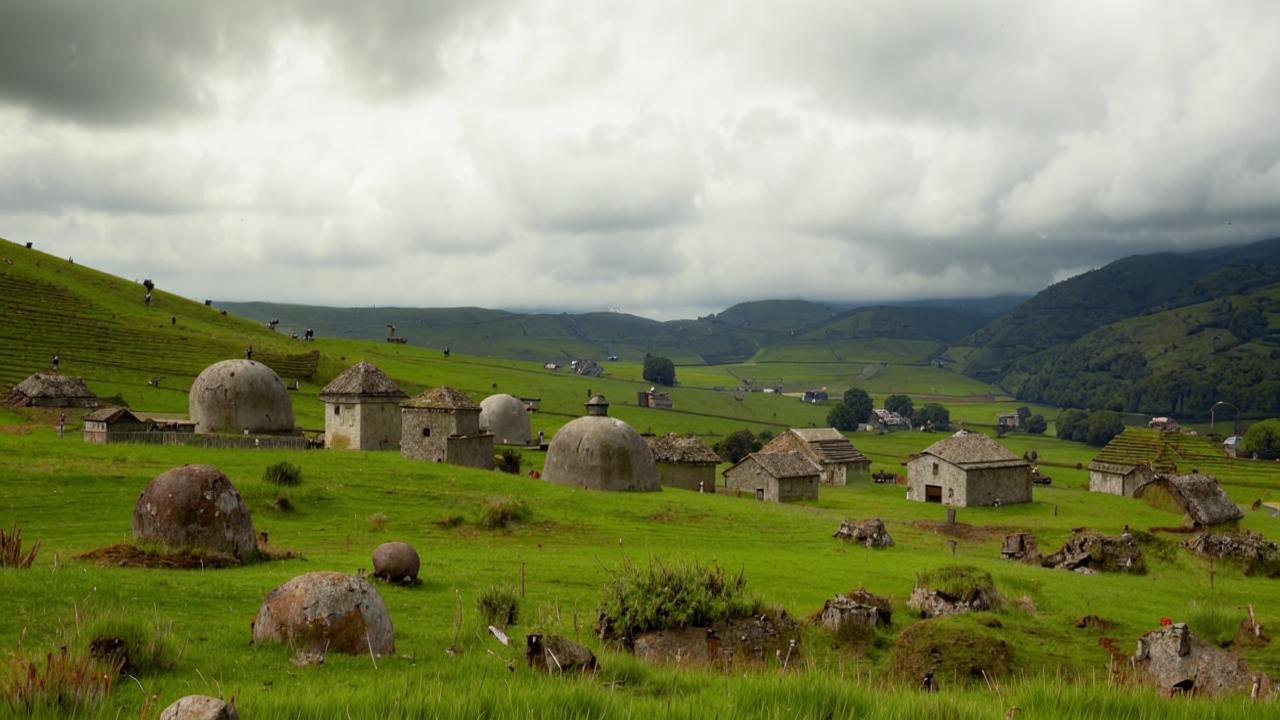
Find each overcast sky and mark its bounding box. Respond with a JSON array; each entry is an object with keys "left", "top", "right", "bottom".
[{"left": 2, "top": 1, "right": 1279, "bottom": 319}]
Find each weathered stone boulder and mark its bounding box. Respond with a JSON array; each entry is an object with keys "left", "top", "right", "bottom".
[
  {"left": 631, "top": 611, "right": 801, "bottom": 669},
  {"left": 1184, "top": 529, "right": 1280, "bottom": 577},
  {"left": 525, "top": 634, "right": 597, "bottom": 673},
  {"left": 1041, "top": 529, "right": 1144, "bottom": 574},
  {"left": 1133, "top": 623, "right": 1272, "bottom": 696},
  {"left": 1000, "top": 532, "right": 1040, "bottom": 564},
  {"left": 132, "top": 465, "right": 257, "bottom": 561},
  {"left": 818, "top": 588, "right": 892, "bottom": 644},
  {"left": 251, "top": 572, "right": 394, "bottom": 658},
  {"left": 158, "top": 695, "right": 238, "bottom": 720},
  {"left": 372, "top": 541, "right": 420, "bottom": 583},
  {"left": 907, "top": 567, "right": 999, "bottom": 618},
  {"left": 833, "top": 518, "right": 895, "bottom": 548}
]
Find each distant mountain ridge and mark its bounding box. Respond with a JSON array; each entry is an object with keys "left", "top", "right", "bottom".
[{"left": 220, "top": 298, "right": 1002, "bottom": 365}]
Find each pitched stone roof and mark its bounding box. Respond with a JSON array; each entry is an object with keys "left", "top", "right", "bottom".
[
  {"left": 743, "top": 452, "right": 821, "bottom": 479},
  {"left": 13, "top": 373, "right": 97, "bottom": 400},
  {"left": 320, "top": 360, "right": 407, "bottom": 400},
  {"left": 1088, "top": 427, "right": 1177, "bottom": 474},
  {"left": 788, "top": 428, "right": 869, "bottom": 465},
  {"left": 919, "top": 431, "right": 1027, "bottom": 469},
  {"left": 1140, "top": 473, "right": 1243, "bottom": 527},
  {"left": 402, "top": 385, "right": 479, "bottom": 410},
  {"left": 646, "top": 433, "right": 722, "bottom": 464},
  {"left": 83, "top": 406, "right": 141, "bottom": 424}
]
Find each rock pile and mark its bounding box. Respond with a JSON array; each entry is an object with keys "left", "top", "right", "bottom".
[
  {"left": 1133, "top": 623, "right": 1272, "bottom": 697},
  {"left": 999, "top": 532, "right": 1040, "bottom": 564},
  {"left": 818, "top": 588, "right": 892, "bottom": 644},
  {"left": 158, "top": 695, "right": 238, "bottom": 720},
  {"left": 833, "top": 518, "right": 895, "bottom": 548},
  {"left": 1041, "top": 529, "right": 1145, "bottom": 575},
  {"left": 1184, "top": 530, "right": 1280, "bottom": 577},
  {"left": 372, "top": 541, "right": 420, "bottom": 583},
  {"left": 907, "top": 566, "right": 999, "bottom": 618},
  {"left": 251, "top": 572, "right": 394, "bottom": 660},
  {"left": 525, "top": 634, "right": 597, "bottom": 673},
  {"left": 631, "top": 611, "right": 801, "bottom": 669},
  {"left": 132, "top": 465, "right": 258, "bottom": 561}
]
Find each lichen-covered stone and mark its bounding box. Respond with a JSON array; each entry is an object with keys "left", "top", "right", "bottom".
[
  {"left": 1041, "top": 529, "right": 1145, "bottom": 574},
  {"left": 132, "top": 465, "right": 257, "bottom": 560},
  {"left": 372, "top": 541, "right": 420, "bottom": 583},
  {"left": 818, "top": 588, "right": 892, "bottom": 643},
  {"left": 1133, "top": 623, "right": 1272, "bottom": 696},
  {"left": 833, "top": 518, "right": 895, "bottom": 548},
  {"left": 158, "top": 695, "right": 238, "bottom": 720},
  {"left": 252, "top": 572, "right": 394, "bottom": 658},
  {"left": 525, "top": 634, "right": 597, "bottom": 673},
  {"left": 1000, "top": 532, "right": 1041, "bottom": 563}
]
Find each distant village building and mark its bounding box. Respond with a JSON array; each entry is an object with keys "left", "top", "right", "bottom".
[
  {"left": 7, "top": 373, "right": 99, "bottom": 408},
  {"left": 637, "top": 388, "right": 673, "bottom": 409},
  {"left": 400, "top": 386, "right": 494, "bottom": 469},
  {"left": 569, "top": 359, "right": 604, "bottom": 377},
  {"left": 996, "top": 412, "right": 1020, "bottom": 430},
  {"left": 905, "top": 432, "right": 1031, "bottom": 507},
  {"left": 189, "top": 359, "right": 295, "bottom": 435},
  {"left": 645, "top": 433, "right": 721, "bottom": 492},
  {"left": 801, "top": 389, "right": 829, "bottom": 404},
  {"left": 82, "top": 407, "right": 146, "bottom": 444},
  {"left": 479, "top": 393, "right": 532, "bottom": 445},
  {"left": 521, "top": 397, "right": 541, "bottom": 412},
  {"left": 759, "top": 428, "right": 870, "bottom": 485},
  {"left": 542, "top": 395, "right": 659, "bottom": 492},
  {"left": 724, "top": 452, "right": 821, "bottom": 502},
  {"left": 1087, "top": 427, "right": 1177, "bottom": 497},
  {"left": 1134, "top": 473, "right": 1243, "bottom": 528},
  {"left": 319, "top": 360, "right": 408, "bottom": 451},
  {"left": 543, "top": 362, "right": 560, "bottom": 371},
  {"left": 1147, "top": 416, "right": 1181, "bottom": 433},
  {"left": 871, "top": 409, "right": 911, "bottom": 432},
  {"left": 1223, "top": 435, "right": 1243, "bottom": 459}
]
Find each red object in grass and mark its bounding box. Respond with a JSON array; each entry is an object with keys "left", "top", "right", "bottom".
[{"left": 1160, "top": 617, "right": 1173, "bottom": 626}]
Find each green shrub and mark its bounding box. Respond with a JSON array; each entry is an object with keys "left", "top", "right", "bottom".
[
  {"left": 495, "top": 449, "right": 522, "bottom": 475},
  {"left": 367, "top": 512, "right": 388, "bottom": 533},
  {"left": 478, "top": 497, "right": 531, "bottom": 530},
  {"left": 263, "top": 461, "right": 302, "bottom": 487},
  {"left": 596, "top": 558, "right": 762, "bottom": 643},
  {"left": 476, "top": 586, "right": 520, "bottom": 627},
  {"left": 85, "top": 617, "right": 178, "bottom": 675}
]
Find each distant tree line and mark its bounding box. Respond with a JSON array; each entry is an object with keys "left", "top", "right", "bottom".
[{"left": 642, "top": 353, "right": 676, "bottom": 386}]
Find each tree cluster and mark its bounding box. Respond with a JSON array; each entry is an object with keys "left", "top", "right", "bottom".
[
  {"left": 642, "top": 353, "right": 676, "bottom": 387},
  {"left": 1055, "top": 409, "right": 1125, "bottom": 446},
  {"left": 827, "top": 388, "right": 873, "bottom": 431},
  {"left": 1242, "top": 419, "right": 1280, "bottom": 460}
]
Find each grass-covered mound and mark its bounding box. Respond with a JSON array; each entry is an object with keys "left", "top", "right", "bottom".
[
  {"left": 890, "top": 616, "right": 1014, "bottom": 686},
  {"left": 918, "top": 566, "right": 999, "bottom": 605},
  {"left": 596, "top": 559, "right": 763, "bottom": 645}
]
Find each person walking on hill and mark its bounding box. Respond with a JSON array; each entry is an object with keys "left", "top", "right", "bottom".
[
  {"left": 244, "top": 345, "right": 253, "bottom": 360},
  {"left": 51, "top": 353, "right": 60, "bottom": 371},
  {"left": 57, "top": 412, "right": 66, "bottom": 438}
]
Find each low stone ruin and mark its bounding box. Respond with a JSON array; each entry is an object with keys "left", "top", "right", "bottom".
[
  {"left": 907, "top": 567, "right": 999, "bottom": 618},
  {"left": 1133, "top": 623, "right": 1272, "bottom": 697},
  {"left": 251, "top": 572, "right": 394, "bottom": 661},
  {"left": 132, "top": 465, "right": 258, "bottom": 561},
  {"left": 631, "top": 611, "right": 802, "bottom": 669},
  {"left": 372, "top": 541, "right": 421, "bottom": 583},
  {"left": 999, "top": 532, "right": 1040, "bottom": 564},
  {"left": 1184, "top": 529, "right": 1280, "bottom": 577},
  {"left": 158, "top": 695, "right": 238, "bottom": 720},
  {"left": 817, "top": 588, "right": 892, "bottom": 644},
  {"left": 1040, "top": 529, "right": 1145, "bottom": 575},
  {"left": 833, "top": 518, "right": 895, "bottom": 548},
  {"left": 525, "top": 634, "right": 597, "bottom": 673}
]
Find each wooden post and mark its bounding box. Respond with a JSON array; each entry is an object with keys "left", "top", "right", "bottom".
[
  {"left": 520, "top": 562, "right": 526, "bottom": 598},
  {"left": 1248, "top": 604, "right": 1260, "bottom": 638},
  {"left": 946, "top": 506, "right": 957, "bottom": 525},
  {"left": 1209, "top": 558, "right": 1215, "bottom": 589}
]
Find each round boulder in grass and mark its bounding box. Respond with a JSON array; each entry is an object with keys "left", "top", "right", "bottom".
[
  {"left": 372, "top": 541, "right": 420, "bottom": 584},
  {"left": 252, "top": 571, "right": 395, "bottom": 657},
  {"left": 158, "top": 695, "right": 238, "bottom": 720},
  {"left": 132, "top": 464, "right": 257, "bottom": 561}
]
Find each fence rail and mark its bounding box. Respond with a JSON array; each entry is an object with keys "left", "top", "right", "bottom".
[{"left": 90, "top": 431, "right": 312, "bottom": 450}]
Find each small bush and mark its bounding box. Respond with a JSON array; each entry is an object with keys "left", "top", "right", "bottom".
[
  {"left": 85, "top": 617, "right": 178, "bottom": 675},
  {"left": 0, "top": 525, "right": 40, "bottom": 569},
  {"left": 495, "top": 449, "right": 522, "bottom": 475},
  {"left": 1, "top": 640, "right": 118, "bottom": 713},
  {"left": 272, "top": 494, "right": 294, "bottom": 513},
  {"left": 1189, "top": 600, "right": 1236, "bottom": 647},
  {"left": 367, "top": 512, "right": 388, "bottom": 533},
  {"left": 596, "top": 558, "right": 763, "bottom": 644},
  {"left": 476, "top": 586, "right": 520, "bottom": 627},
  {"left": 263, "top": 461, "right": 302, "bottom": 487},
  {"left": 434, "top": 514, "right": 465, "bottom": 529},
  {"left": 478, "top": 497, "right": 531, "bottom": 530}
]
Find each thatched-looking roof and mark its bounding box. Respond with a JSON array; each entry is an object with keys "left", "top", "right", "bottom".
[
  {"left": 83, "top": 406, "right": 141, "bottom": 424},
  {"left": 9, "top": 373, "right": 98, "bottom": 407},
  {"left": 646, "top": 433, "right": 721, "bottom": 464},
  {"left": 1088, "top": 427, "right": 1177, "bottom": 474},
  {"left": 1137, "top": 473, "right": 1243, "bottom": 527},
  {"left": 736, "top": 452, "right": 821, "bottom": 479},
  {"left": 916, "top": 432, "right": 1027, "bottom": 470},
  {"left": 403, "top": 386, "right": 478, "bottom": 410},
  {"left": 789, "top": 428, "right": 870, "bottom": 465},
  {"left": 320, "top": 361, "right": 407, "bottom": 400}
]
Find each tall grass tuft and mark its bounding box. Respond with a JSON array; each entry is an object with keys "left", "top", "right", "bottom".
[
  {"left": 0, "top": 525, "right": 40, "bottom": 568},
  {"left": 367, "top": 512, "right": 388, "bottom": 533},
  {"left": 596, "top": 558, "right": 762, "bottom": 644},
  {"left": 495, "top": 449, "right": 522, "bottom": 475},
  {"left": 263, "top": 461, "right": 302, "bottom": 487},
  {"left": 478, "top": 497, "right": 531, "bottom": 530},
  {"left": 1189, "top": 599, "right": 1236, "bottom": 647},
  {"left": 1, "top": 631, "right": 120, "bottom": 714},
  {"left": 476, "top": 586, "right": 520, "bottom": 627},
  {"left": 85, "top": 616, "right": 180, "bottom": 676}
]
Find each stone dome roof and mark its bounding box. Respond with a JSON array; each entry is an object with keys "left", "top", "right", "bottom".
[
  {"left": 189, "top": 360, "right": 294, "bottom": 434},
  {"left": 480, "top": 394, "right": 531, "bottom": 445},
  {"left": 543, "top": 414, "right": 660, "bottom": 492}
]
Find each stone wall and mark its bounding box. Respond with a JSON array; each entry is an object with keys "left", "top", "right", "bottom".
[
  {"left": 1089, "top": 466, "right": 1153, "bottom": 497},
  {"left": 657, "top": 462, "right": 716, "bottom": 492},
  {"left": 725, "top": 459, "right": 817, "bottom": 502},
  {"left": 446, "top": 434, "right": 495, "bottom": 470},
  {"left": 84, "top": 431, "right": 309, "bottom": 450},
  {"left": 326, "top": 399, "right": 401, "bottom": 451},
  {"left": 907, "top": 456, "right": 1031, "bottom": 507},
  {"left": 401, "top": 408, "right": 452, "bottom": 461}
]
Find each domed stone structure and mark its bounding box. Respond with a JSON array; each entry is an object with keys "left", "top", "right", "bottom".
[
  {"left": 480, "top": 393, "right": 532, "bottom": 445},
  {"left": 132, "top": 464, "right": 258, "bottom": 561},
  {"left": 189, "top": 359, "right": 294, "bottom": 435},
  {"left": 542, "top": 395, "right": 660, "bottom": 492},
  {"left": 372, "top": 541, "right": 420, "bottom": 583},
  {"left": 252, "top": 572, "right": 394, "bottom": 658}
]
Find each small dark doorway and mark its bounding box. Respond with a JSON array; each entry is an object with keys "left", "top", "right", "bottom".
[
  {"left": 925, "top": 484, "right": 943, "bottom": 503},
  {"left": 755, "top": 488, "right": 765, "bottom": 501}
]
